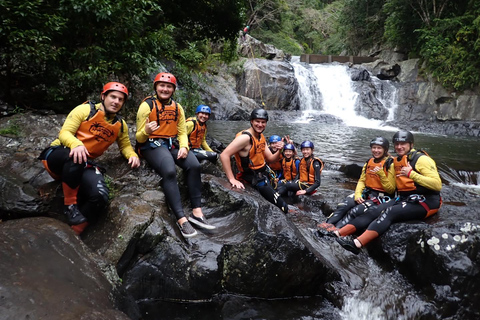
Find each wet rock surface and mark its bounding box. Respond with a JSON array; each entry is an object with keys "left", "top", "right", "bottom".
[{"left": 1, "top": 112, "right": 479, "bottom": 319}]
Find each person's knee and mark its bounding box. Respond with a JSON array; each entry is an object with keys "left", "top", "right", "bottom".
[{"left": 91, "top": 181, "right": 109, "bottom": 207}]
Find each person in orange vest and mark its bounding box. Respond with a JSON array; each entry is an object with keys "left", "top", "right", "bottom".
[
  {"left": 276, "top": 140, "right": 323, "bottom": 197},
  {"left": 266, "top": 135, "right": 284, "bottom": 179},
  {"left": 38, "top": 82, "right": 140, "bottom": 235},
  {"left": 336, "top": 130, "right": 442, "bottom": 254},
  {"left": 219, "top": 108, "right": 289, "bottom": 213},
  {"left": 276, "top": 143, "right": 300, "bottom": 191},
  {"left": 185, "top": 104, "right": 218, "bottom": 163},
  {"left": 135, "top": 72, "right": 215, "bottom": 239},
  {"left": 318, "top": 137, "right": 395, "bottom": 233}
]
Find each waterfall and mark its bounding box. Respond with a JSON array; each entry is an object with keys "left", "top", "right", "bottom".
[{"left": 291, "top": 57, "right": 398, "bottom": 130}]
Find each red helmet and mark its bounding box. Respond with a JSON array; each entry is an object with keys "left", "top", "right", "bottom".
[
  {"left": 102, "top": 82, "right": 128, "bottom": 99},
  {"left": 154, "top": 72, "right": 177, "bottom": 89}
]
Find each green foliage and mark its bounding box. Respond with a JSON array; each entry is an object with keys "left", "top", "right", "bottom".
[
  {"left": 0, "top": 0, "right": 246, "bottom": 112},
  {"left": 0, "top": 120, "right": 21, "bottom": 136},
  {"left": 418, "top": 13, "right": 480, "bottom": 91}
]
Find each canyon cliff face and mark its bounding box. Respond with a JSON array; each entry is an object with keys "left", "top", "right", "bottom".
[{"left": 197, "top": 39, "right": 479, "bottom": 136}]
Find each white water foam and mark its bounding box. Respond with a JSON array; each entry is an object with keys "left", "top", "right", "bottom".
[{"left": 291, "top": 58, "right": 398, "bottom": 130}]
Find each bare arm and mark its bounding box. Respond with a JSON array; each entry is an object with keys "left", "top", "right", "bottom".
[{"left": 220, "top": 134, "right": 251, "bottom": 189}]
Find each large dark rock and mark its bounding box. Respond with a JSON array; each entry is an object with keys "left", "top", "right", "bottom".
[{"left": 0, "top": 217, "right": 136, "bottom": 320}]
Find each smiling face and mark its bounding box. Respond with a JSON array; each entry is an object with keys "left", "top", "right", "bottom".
[
  {"left": 250, "top": 119, "right": 267, "bottom": 134},
  {"left": 284, "top": 149, "right": 294, "bottom": 159},
  {"left": 394, "top": 141, "right": 412, "bottom": 157},
  {"left": 301, "top": 147, "right": 313, "bottom": 158},
  {"left": 101, "top": 91, "right": 125, "bottom": 114},
  {"left": 155, "top": 82, "right": 175, "bottom": 101},
  {"left": 196, "top": 112, "right": 210, "bottom": 123},
  {"left": 371, "top": 145, "right": 385, "bottom": 159}
]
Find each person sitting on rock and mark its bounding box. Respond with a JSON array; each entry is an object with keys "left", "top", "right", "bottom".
[
  {"left": 38, "top": 82, "right": 140, "bottom": 235},
  {"left": 266, "top": 134, "right": 285, "bottom": 182},
  {"left": 276, "top": 140, "right": 323, "bottom": 198},
  {"left": 318, "top": 137, "right": 395, "bottom": 233},
  {"left": 219, "top": 108, "right": 289, "bottom": 213},
  {"left": 336, "top": 130, "right": 442, "bottom": 255},
  {"left": 276, "top": 143, "right": 300, "bottom": 195},
  {"left": 135, "top": 72, "right": 215, "bottom": 239},
  {"left": 185, "top": 104, "right": 218, "bottom": 163}
]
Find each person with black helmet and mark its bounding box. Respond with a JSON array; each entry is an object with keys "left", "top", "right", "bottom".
[
  {"left": 185, "top": 104, "right": 218, "bottom": 163},
  {"left": 336, "top": 130, "right": 442, "bottom": 255},
  {"left": 318, "top": 137, "right": 395, "bottom": 233},
  {"left": 136, "top": 72, "right": 215, "bottom": 239},
  {"left": 219, "top": 108, "right": 289, "bottom": 213},
  {"left": 276, "top": 140, "right": 324, "bottom": 198},
  {"left": 38, "top": 82, "right": 140, "bottom": 235}
]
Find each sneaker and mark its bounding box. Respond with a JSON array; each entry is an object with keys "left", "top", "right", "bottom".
[
  {"left": 177, "top": 221, "right": 198, "bottom": 238},
  {"left": 316, "top": 228, "right": 337, "bottom": 238},
  {"left": 188, "top": 215, "right": 216, "bottom": 230},
  {"left": 336, "top": 237, "right": 361, "bottom": 255},
  {"left": 64, "top": 204, "right": 87, "bottom": 225}
]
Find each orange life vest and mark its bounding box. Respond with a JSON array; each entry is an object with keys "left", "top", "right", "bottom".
[
  {"left": 234, "top": 130, "right": 266, "bottom": 172},
  {"left": 394, "top": 155, "right": 416, "bottom": 192},
  {"left": 281, "top": 157, "right": 298, "bottom": 181},
  {"left": 394, "top": 150, "right": 439, "bottom": 195},
  {"left": 144, "top": 96, "right": 179, "bottom": 139},
  {"left": 299, "top": 157, "right": 323, "bottom": 183},
  {"left": 186, "top": 117, "right": 206, "bottom": 149},
  {"left": 364, "top": 157, "right": 391, "bottom": 192},
  {"left": 75, "top": 103, "right": 122, "bottom": 159},
  {"left": 267, "top": 148, "right": 283, "bottom": 171}
]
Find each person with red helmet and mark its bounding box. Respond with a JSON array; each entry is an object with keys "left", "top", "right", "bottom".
[
  {"left": 219, "top": 108, "right": 289, "bottom": 213},
  {"left": 135, "top": 72, "right": 215, "bottom": 239},
  {"left": 38, "top": 82, "right": 140, "bottom": 235}
]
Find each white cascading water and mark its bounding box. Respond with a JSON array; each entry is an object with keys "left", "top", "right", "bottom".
[{"left": 291, "top": 56, "right": 398, "bottom": 129}]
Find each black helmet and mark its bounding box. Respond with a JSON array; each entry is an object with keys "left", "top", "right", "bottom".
[
  {"left": 250, "top": 108, "right": 269, "bottom": 121},
  {"left": 392, "top": 130, "right": 414, "bottom": 144},
  {"left": 370, "top": 137, "right": 389, "bottom": 151}
]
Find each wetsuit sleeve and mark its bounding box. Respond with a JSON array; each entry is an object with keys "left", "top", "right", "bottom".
[
  {"left": 354, "top": 163, "right": 368, "bottom": 199},
  {"left": 201, "top": 136, "right": 213, "bottom": 152},
  {"left": 305, "top": 159, "right": 322, "bottom": 194},
  {"left": 185, "top": 119, "right": 194, "bottom": 136},
  {"left": 52, "top": 104, "right": 91, "bottom": 149},
  {"left": 293, "top": 159, "right": 301, "bottom": 180},
  {"left": 116, "top": 120, "right": 138, "bottom": 160},
  {"left": 295, "top": 159, "right": 300, "bottom": 173},
  {"left": 176, "top": 104, "right": 189, "bottom": 150},
  {"left": 377, "top": 160, "right": 396, "bottom": 195},
  {"left": 410, "top": 156, "right": 442, "bottom": 192},
  {"left": 135, "top": 101, "right": 151, "bottom": 143}
]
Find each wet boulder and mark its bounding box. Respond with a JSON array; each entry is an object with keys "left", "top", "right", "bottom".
[{"left": 0, "top": 217, "right": 137, "bottom": 320}]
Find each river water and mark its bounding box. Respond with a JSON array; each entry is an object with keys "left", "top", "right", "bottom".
[{"left": 142, "top": 61, "right": 479, "bottom": 319}]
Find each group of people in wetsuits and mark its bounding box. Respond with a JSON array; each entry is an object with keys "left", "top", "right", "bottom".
[
  {"left": 39, "top": 72, "right": 442, "bottom": 250},
  {"left": 40, "top": 73, "right": 218, "bottom": 238},
  {"left": 318, "top": 131, "right": 442, "bottom": 254}
]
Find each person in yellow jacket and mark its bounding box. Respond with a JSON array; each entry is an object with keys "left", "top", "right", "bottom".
[
  {"left": 319, "top": 137, "right": 395, "bottom": 232},
  {"left": 336, "top": 130, "right": 442, "bottom": 254},
  {"left": 38, "top": 82, "right": 140, "bottom": 235},
  {"left": 135, "top": 72, "right": 215, "bottom": 239},
  {"left": 185, "top": 104, "right": 217, "bottom": 163}
]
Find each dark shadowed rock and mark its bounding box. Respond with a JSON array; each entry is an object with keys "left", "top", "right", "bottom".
[{"left": 0, "top": 217, "right": 137, "bottom": 320}]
